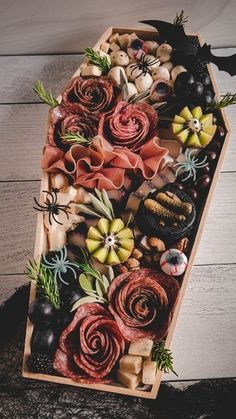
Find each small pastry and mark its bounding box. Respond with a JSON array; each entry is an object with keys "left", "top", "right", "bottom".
[
  {"left": 110, "top": 50, "right": 129, "bottom": 67},
  {"left": 171, "top": 65, "right": 187, "bottom": 82},
  {"left": 143, "top": 40, "right": 159, "bottom": 55},
  {"left": 108, "top": 66, "right": 128, "bottom": 86},
  {"left": 109, "top": 32, "right": 119, "bottom": 44},
  {"left": 151, "top": 66, "right": 170, "bottom": 81},
  {"left": 135, "top": 73, "right": 153, "bottom": 93},
  {"left": 161, "top": 61, "right": 174, "bottom": 71},
  {"left": 126, "top": 62, "right": 139, "bottom": 81},
  {"left": 156, "top": 43, "right": 172, "bottom": 62},
  {"left": 110, "top": 42, "right": 120, "bottom": 52},
  {"left": 118, "top": 33, "right": 131, "bottom": 49},
  {"left": 160, "top": 248, "right": 188, "bottom": 276}
]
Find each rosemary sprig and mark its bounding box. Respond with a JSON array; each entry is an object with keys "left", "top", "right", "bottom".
[
  {"left": 84, "top": 47, "right": 111, "bottom": 74},
  {"left": 77, "top": 188, "right": 115, "bottom": 220},
  {"left": 33, "top": 80, "right": 59, "bottom": 108},
  {"left": 152, "top": 341, "right": 178, "bottom": 376},
  {"left": 25, "top": 260, "right": 60, "bottom": 310},
  {"left": 61, "top": 132, "right": 93, "bottom": 146},
  {"left": 206, "top": 92, "right": 236, "bottom": 111},
  {"left": 173, "top": 10, "right": 189, "bottom": 27}
]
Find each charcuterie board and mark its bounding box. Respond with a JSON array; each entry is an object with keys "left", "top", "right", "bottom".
[{"left": 22, "top": 15, "right": 233, "bottom": 399}]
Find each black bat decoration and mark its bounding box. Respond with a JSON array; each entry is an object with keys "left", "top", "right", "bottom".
[{"left": 140, "top": 20, "right": 236, "bottom": 76}]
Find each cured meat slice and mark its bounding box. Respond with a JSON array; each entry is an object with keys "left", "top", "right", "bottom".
[
  {"left": 62, "top": 76, "right": 121, "bottom": 113},
  {"left": 98, "top": 101, "right": 158, "bottom": 152},
  {"left": 53, "top": 303, "right": 125, "bottom": 382},
  {"left": 48, "top": 105, "right": 99, "bottom": 151},
  {"left": 108, "top": 268, "right": 180, "bottom": 341}
]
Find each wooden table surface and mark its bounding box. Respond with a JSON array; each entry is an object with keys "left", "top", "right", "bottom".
[{"left": 0, "top": 4, "right": 235, "bottom": 384}]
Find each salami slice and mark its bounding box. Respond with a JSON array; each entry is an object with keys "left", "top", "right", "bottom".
[
  {"left": 108, "top": 268, "right": 180, "bottom": 341},
  {"left": 53, "top": 303, "right": 125, "bottom": 382}
]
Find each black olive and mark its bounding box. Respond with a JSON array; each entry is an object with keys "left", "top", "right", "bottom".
[
  {"left": 190, "top": 82, "right": 204, "bottom": 103},
  {"left": 60, "top": 311, "right": 75, "bottom": 329},
  {"left": 198, "top": 73, "right": 211, "bottom": 87},
  {"left": 28, "top": 298, "right": 57, "bottom": 327},
  {"left": 201, "top": 89, "right": 214, "bottom": 107},
  {"left": 175, "top": 72, "right": 195, "bottom": 91},
  {"left": 31, "top": 327, "right": 58, "bottom": 355},
  {"left": 61, "top": 287, "right": 83, "bottom": 309}
]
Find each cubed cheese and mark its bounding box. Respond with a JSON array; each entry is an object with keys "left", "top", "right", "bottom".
[
  {"left": 142, "top": 361, "right": 157, "bottom": 385},
  {"left": 128, "top": 339, "right": 153, "bottom": 358},
  {"left": 119, "top": 355, "right": 142, "bottom": 374},
  {"left": 117, "top": 369, "right": 141, "bottom": 390}
]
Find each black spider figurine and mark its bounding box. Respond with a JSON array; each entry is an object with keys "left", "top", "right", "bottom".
[
  {"left": 130, "top": 53, "right": 160, "bottom": 78},
  {"left": 33, "top": 188, "right": 71, "bottom": 226}
]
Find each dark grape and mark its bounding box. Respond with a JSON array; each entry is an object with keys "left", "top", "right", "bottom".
[
  {"left": 196, "top": 175, "right": 211, "bottom": 189},
  {"left": 187, "top": 189, "right": 199, "bottom": 201},
  {"left": 190, "top": 82, "right": 204, "bottom": 102},
  {"left": 201, "top": 90, "right": 214, "bottom": 107},
  {"left": 174, "top": 72, "right": 195, "bottom": 95},
  {"left": 198, "top": 73, "right": 211, "bottom": 87},
  {"left": 31, "top": 327, "right": 58, "bottom": 355},
  {"left": 28, "top": 298, "right": 57, "bottom": 327}
]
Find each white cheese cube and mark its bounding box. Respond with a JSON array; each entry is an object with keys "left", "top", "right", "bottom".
[
  {"left": 100, "top": 42, "right": 110, "bottom": 53},
  {"left": 142, "top": 361, "right": 157, "bottom": 385},
  {"left": 119, "top": 355, "right": 142, "bottom": 374},
  {"left": 117, "top": 369, "right": 141, "bottom": 390},
  {"left": 128, "top": 339, "right": 153, "bottom": 358}
]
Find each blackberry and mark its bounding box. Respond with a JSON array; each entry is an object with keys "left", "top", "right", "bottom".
[
  {"left": 27, "top": 352, "right": 54, "bottom": 374},
  {"left": 193, "top": 59, "right": 208, "bottom": 78}
]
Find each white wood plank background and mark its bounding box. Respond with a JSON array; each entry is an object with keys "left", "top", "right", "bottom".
[
  {"left": 0, "top": 15, "right": 235, "bottom": 382},
  {"left": 0, "top": 0, "right": 236, "bottom": 53}
]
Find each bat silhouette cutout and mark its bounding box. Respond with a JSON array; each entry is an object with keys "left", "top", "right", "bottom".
[{"left": 140, "top": 20, "right": 236, "bottom": 76}]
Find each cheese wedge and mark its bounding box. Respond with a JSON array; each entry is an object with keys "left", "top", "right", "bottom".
[
  {"left": 119, "top": 355, "right": 142, "bottom": 374},
  {"left": 142, "top": 361, "right": 157, "bottom": 385},
  {"left": 117, "top": 369, "right": 141, "bottom": 390},
  {"left": 128, "top": 339, "right": 153, "bottom": 358}
]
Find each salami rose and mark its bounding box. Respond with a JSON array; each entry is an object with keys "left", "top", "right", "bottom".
[
  {"left": 48, "top": 105, "right": 99, "bottom": 151},
  {"left": 108, "top": 268, "right": 180, "bottom": 341},
  {"left": 98, "top": 101, "right": 158, "bottom": 152},
  {"left": 62, "top": 76, "right": 121, "bottom": 113},
  {"left": 53, "top": 303, "right": 125, "bottom": 382}
]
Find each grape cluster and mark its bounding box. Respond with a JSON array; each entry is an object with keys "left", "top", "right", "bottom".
[{"left": 174, "top": 71, "right": 214, "bottom": 108}]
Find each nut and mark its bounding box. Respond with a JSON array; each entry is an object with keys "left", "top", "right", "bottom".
[
  {"left": 118, "top": 265, "right": 128, "bottom": 274},
  {"left": 173, "top": 237, "right": 189, "bottom": 253},
  {"left": 148, "top": 237, "right": 166, "bottom": 252},
  {"left": 125, "top": 258, "right": 140, "bottom": 270},
  {"left": 132, "top": 248, "right": 143, "bottom": 260}
]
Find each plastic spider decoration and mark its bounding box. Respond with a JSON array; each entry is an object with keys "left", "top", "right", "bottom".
[
  {"left": 42, "top": 246, "right": 79, "bottom": 285},
  {"left": 33, "top": 188, "right": 71, "bottom": 226},
  {"left": 174, "top": 149, "right": 208, "bottom": 182},
  {"left": 129, "top": 53, "right": 160, "bottom": 78}
]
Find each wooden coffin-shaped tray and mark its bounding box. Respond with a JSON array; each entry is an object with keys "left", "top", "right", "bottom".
[{"left": 22, "top": 26, "right": 231, "bottom": 399}]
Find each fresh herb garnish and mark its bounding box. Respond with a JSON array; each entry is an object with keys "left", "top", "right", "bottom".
[
  {"left": 71, "top": 247, "right": 112, "bottom": 311},
  {"left": 207, "top": 92, "right": 236, "bottom": 111},
  {"left": 152, "top": 341, "right": 178, "bottom": 376},
  {"left": 84, "top": 47, "right": 111, "bottom": 74},
  {"left": 77, "top": 188, "right": 115, "bottom": 220},
  {"left": 33, "top": 80, "right": 59, "bottom": 108},
  {"left": 61, "top": 132, "right": 93, "bottom": 146},
  {"left": 25, "top": 260, "right": 60, "bottom": 310},
  {"left": 173, "top": 10, "right": 189, "bottom": 27}
]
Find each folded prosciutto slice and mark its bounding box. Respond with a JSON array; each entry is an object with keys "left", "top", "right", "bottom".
[
  {"left": 108, "top": 268, "right": 180, "bottom": 342},
  {"left": 53, "top": 303, "right": 126, "bottom": 382}
]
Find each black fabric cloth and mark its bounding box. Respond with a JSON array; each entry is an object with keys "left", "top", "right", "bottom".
[{"left": 0, "top": 285, "right": 235, "bottom": 419}]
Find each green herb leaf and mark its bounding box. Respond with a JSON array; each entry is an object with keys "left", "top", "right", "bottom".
[
  {"left": 152, "top": 341, "right": 178, "bottom": 376},
  {"left": 33, "top": 80, "right": 59, "bottom": 108},
  {"left": 77, "top": 189, "right": 115, "bottom": 220},
  {"left": 206, "top": 92, "right": 236, "bottom": 111},
  {"left": 61, "top": 132, "right": 92, "bottom": 146},
  {"left": 84, "top": 47, "right": 111, "bottom": 74},
  {"left": 25, "top": 259, "right": 60, "bottom": 310},
  {"left": 71, "top": 295, "right": 99, "bottom": 311},
  {"left": 173, "top": 10, "right": 189, "bottom": 27},
  {"left": 79, "top": 273, "right": 95, "bottom": 293}
]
